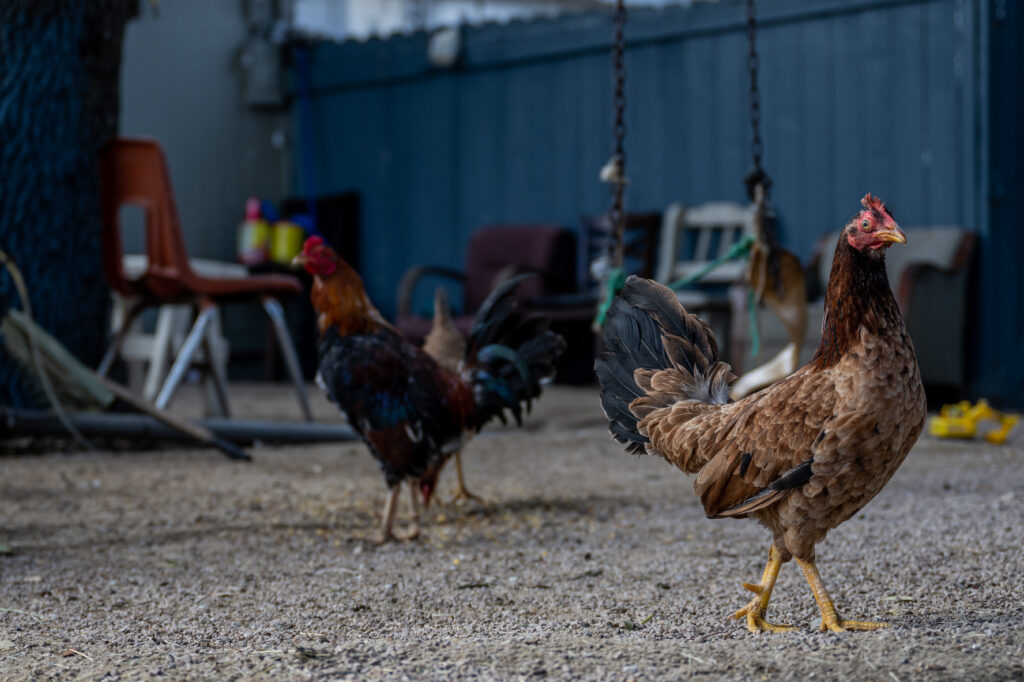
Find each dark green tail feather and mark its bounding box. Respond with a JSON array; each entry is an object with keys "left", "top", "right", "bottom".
[{"left": 464, "top": 274, "right": 566, "bottom": 429}]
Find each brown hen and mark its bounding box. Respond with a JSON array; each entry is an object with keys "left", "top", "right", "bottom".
[
  {"left": 421, "top": 287, "right": 481, "bottom": 504},
  {"left": 596, "top": 194, "right": 926, "bottom": 633},
  {"left": 422, "top": 287, "right": 466, "bottom": 372}
]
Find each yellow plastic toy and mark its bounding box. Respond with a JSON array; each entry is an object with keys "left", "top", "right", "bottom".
[{"left": 928, "top": 399, "right": 1020, "bottom": 444}]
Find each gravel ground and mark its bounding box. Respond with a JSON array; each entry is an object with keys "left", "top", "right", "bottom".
[{"left": 1, "top": 384, "right": 1023, "bottom": 680}]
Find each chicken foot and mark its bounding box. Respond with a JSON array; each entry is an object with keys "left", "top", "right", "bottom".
[
  {"left": 796, "top": 557, "right": 888, "bottom": 633},
  {"left": 375, "top": 483, "right": 421, "bottom": 544},
  {"left": 448, "top": 450, "right": 485, "bottom": 505},
  {"left": 732, "top": 545, "right": 797, "bottom": 633}
]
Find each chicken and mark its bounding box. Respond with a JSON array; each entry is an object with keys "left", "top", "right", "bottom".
[
  {"left": 596, "top": 194, "right": 926, "bottom": 633},
  {"left": 422, "top": 287, "right": 465, "bottom": 372},
  {"left": 294, "top": 237, "right": 565, "bottom": 542},
  {"left": 421, "top": 287, "right": 481, "bottom": 504}
]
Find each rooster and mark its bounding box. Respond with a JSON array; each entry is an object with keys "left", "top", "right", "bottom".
[
  {"left": 421, "top": 287, "right": 482, "bottom": 504},
  {"left": 596, "top": 195, "right": 926, "bottom": 633},
  {"left": 294, "top": 237, "right": 564, "bottom": 542}
]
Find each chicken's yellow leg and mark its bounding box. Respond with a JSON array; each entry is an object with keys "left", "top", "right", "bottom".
[
  {"left": 732, "top": 545, "right": 796, "bottom": 633},
  {"left": 796, "top": 557, "right": 888, "bottom": 633},
  {"left": 450, "top": 450, "right": 484, "bottom": 504}
]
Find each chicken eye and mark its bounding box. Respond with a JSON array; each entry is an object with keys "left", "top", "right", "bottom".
[{"left": 860, "top": 219, "right": 871, "bottom": 230}]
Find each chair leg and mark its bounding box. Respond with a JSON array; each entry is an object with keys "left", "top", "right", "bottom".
[
  {"left": 142, "top": 305, "right": 187, "bottom": 402},
  {"left": 154, "top": 304, "right": 216, "bottom": 410},
  {"left": 201, "top": 306, "right": 231, "bottom": 418},
  {"left": 98, "top": 297, "right": 145, "bottom": 377},
  {"left": 262, "top": 296, "right": 314, "bottom": 422}
]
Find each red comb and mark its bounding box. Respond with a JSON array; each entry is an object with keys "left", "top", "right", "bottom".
[
  {"left": 303, "top": 235, "right": 324, "bottom": 251},
  {"left": 861, "top": 194, "right": 886, "bottom": 212}
]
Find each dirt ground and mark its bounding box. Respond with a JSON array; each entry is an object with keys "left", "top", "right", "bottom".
[{"left": 1, "top": 383, "right": 1023, "bottom": 681}]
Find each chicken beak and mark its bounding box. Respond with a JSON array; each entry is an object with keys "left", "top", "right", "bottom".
[
  {"left": 291, "top": 252, "right": 308, "bottom": 267},
  {"left": 875, "top": 226, "right": 907, "bottom": 245}
]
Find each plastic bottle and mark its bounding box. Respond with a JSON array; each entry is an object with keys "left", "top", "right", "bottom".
[{"left": 237, "top": 197, "right": 270, "bottom": 265}]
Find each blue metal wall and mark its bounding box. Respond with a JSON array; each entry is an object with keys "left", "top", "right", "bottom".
[{"left": 297, "top": 0, "right": 1022, "bottom": 405}]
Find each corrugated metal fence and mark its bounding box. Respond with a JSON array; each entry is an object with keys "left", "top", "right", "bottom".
[{"left": 298, "top": 0, "right": 1022, "bottom": 405}]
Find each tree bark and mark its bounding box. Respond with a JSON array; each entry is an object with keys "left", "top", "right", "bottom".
[{"left": 0, "top": 0, "right": 137, "bottom": 407}]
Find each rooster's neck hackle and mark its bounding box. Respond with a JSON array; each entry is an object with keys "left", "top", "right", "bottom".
[
  {"left": 812, "top": 237, "right": 901, "bottom": 369},
  {"left": 311, "top": 263, "right": 390, "bottom": 336}
]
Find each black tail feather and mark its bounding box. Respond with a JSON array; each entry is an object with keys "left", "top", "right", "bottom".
[
  {"left": 464, "top": 274, "right": 566, "bottom": 429},
  {"left": 595, "top": 276, "right": 729, "bottom": 455}
]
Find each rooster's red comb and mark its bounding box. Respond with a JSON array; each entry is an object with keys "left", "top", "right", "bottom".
[
  {"left": 861, "top": 194, "right": 887, "bottom": 213},
  {"left": 303, "top": 235, "right": 325, "bottom": 251}
]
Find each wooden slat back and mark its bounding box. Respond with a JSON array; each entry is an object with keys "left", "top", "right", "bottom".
[{"left": 656, "top": 202, "right": 757, "bottom": 285}]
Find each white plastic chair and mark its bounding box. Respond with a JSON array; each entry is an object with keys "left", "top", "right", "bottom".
[{"left": 656, "top": 202, "right": 757, "bottom": 351}]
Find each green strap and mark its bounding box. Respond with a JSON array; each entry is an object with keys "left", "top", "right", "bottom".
[
  {"left": 669, "top": 233, "right": 759, "bottom": 355},
  {"left": 592, "top": 267, "right": 627, "bottom": 329},
  {"left": 667, "top": 233, "right": 756, "bottom": 290},
  {"left": 592, "top": 233, "right": 757, "bottom": 331}
]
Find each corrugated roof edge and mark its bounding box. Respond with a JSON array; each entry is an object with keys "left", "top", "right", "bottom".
[{"left": 292, "top": 0, "right": 922, "bottom": 94}]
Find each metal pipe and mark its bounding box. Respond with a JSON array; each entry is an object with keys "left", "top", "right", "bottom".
[
  {"left": 154, "top": 304, "right": 214, "bottom": 410},
  {"left": 262, "top": 296, "right": 314, "bottom": 422},
  {"left": 1, "top": 410, "right": 357, "bottom": 445}
]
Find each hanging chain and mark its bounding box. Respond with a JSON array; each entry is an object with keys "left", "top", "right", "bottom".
[
  {"left": 592, "top": 0, "right": 628, "bottom": 330},
  {"left": 742, "top": 0, "right": 784, "bottom": 297},
  {"left": 743, "top": 0, "right": 771, "bottom": 203},
  {"left": 608, "top": 0, "right": 627, "bottom": 268}
]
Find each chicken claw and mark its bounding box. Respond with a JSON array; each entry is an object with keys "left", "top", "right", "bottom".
[
  {"left": 733, "top": 606, "right": 797, "bottom": 634},
  {"left": 732, "top": 581, "right": 797, "bottom": 633},
  {"left": 373, "top": 530, "right": 398, "bottom": 545},
  {"left": 731, "top": 546, "right": 796, "bottom": 633},
  {"left": 373, "top": 526, "right": 419, "bottom": 545},
  {"left": 447, "top": 450, "right": 486, "bottom": 506},
  {"left": 449, "top": 486, "right": 485, "bottom": 506},
  {"left": 796, "top": 557, "right": 888, "bottom": 633},
  {"left": 818, "top": 618, "right": 889, "bottom": 633},
  {"left": 449, "top": 488, "right": 485, "bottom": 506}
]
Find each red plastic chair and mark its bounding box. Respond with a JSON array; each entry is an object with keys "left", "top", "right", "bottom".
[{"left": 98, "top": 137, "right": 312, "bottom": 420}]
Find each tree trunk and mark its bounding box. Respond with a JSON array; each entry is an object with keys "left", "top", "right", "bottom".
[{"left": 0, "top": 1, "right": 137, "bottom": 407}]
